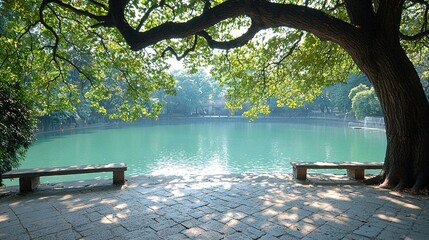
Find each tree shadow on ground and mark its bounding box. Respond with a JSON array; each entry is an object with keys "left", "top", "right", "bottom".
[{"left": 0, "top": 174, "right": 428, "bottom": 239}]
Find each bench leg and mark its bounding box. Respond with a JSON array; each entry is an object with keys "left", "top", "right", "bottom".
[
  {"left": 113, "top": 171, "right": 125, "bottom": 185},
  {"left": 293, "top": 167, "right": 307, "bottom": 180},
  {"left": 19, "top": 177, "right": 40, "bottom": 192},
  {"left": 347, "top": 169, "right": 364, "bottom": 180}
]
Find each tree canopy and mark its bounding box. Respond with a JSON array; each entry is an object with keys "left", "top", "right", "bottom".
[
  {"left": 1, "top": 1, "right": 427, "bottom": 119},
  {"left": 0, "top": 1, "right": 356, "bottom": 120}
]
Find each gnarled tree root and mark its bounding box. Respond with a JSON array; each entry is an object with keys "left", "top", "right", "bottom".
[
  {"left": 364, "top": 175, "right": 383, "bottom": 185},
  {"left": 366, "top": 174, "right": 428, "bottom": 195}
]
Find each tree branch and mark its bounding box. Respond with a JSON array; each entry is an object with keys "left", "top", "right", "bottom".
[
  {"left": 39, "top": 1, "right": 60, "bottom": 59},
  {"left": 42, "top": 0, "right": 108, "bottom": 22},
  {"left": 399, "top": 29, "right": 429, "bottom": 40},
  {"left": 161, "top": 35, "right": 198, "bottom": 60},
  {"left": 201, "top": 0, "right": 212, "bottom": 12},
  {"left": 375, "top": 0, "right": 404, "bottom": 38},
  {"left": 89, "top": 0, "right": 109, "bottom": 11},
  {"left": 197, "top": 20, "right": 263, "bottom": 49},
  {"left": 57, "top": 55, "right": 94, "bottom": 86},
  {"left": 398, "top": 0, "right": 429, "bottom": 40},
  {"left": 136, "top": 0, "right": 165, "bottom": 31},
  {"left": 261, "top": 32, "right": 304, "bottom": 79},
  {"left": 107, "top": 0, "right": 359, "bottom": 51},
  {"left": 344, "top": 0, "right": 376, "bottom": 29}
]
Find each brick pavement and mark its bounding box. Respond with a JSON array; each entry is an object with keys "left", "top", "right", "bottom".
[{"left": 1, "top": 174, "right": 428, "bottom": 239}]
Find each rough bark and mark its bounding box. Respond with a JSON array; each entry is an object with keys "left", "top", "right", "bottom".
[
  {"left": 348, "top": 37, "right": 429, "bottom": 193},
  {"left": 340, "top": 0, "right": 429, "bottom": 193}
]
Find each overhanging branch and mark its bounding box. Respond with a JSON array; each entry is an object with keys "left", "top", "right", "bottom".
[
  {"left": 42, "top": 0, "right": 108, "bottom": 22},
  {"left": 40, "top": 0, "right": 362, "bottom": 55},
  {"left": 107, "top": 0, "right": 359, "bottom": 51},
  {"left": 198, "top": 21, "right": 264, "bottom": 49}
]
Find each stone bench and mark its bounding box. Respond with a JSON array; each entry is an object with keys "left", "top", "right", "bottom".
[
  {"left": 1, "top": 163, "right": 127, "bottom": 192},
  {"left": 290, "top": 162, "right": 383, "bottom": 180}
]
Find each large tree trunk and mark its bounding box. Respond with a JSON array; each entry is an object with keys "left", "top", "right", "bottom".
[{"left": 352, "top": 36, "right": 429, "bottom": 193}]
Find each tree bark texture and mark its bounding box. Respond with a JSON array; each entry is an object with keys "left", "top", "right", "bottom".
[
  {"left": 347, "top": 36, "right": 429, "bottom": 192},
  {"left": 340, "top": 1, "right": 429, "bottom": 192}
]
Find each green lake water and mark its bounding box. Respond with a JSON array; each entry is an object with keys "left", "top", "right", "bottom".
[{"left": 4, "top": 119, "right": 387, "bottom": 186}]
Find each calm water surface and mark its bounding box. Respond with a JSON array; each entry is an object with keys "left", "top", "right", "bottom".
[{"left": 5, "top": 119, "right": 387, "bottom": 185}]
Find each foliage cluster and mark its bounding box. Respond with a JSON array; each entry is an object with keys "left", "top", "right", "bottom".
[
  {"left": 0, "top": 79, "right": 36, "bottom": 183},
  {"left": 349, "top": 84, "right": 382, "bottom": 119},
  {"left": 35, "top": 70, "right": 224, "bottom": 132}
]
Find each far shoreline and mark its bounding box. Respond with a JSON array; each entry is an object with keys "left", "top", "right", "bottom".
[{"left": 35, "top": 115, "right": 373, "bottom": 136}]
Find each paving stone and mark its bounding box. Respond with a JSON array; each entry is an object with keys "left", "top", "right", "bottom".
[
  {"left": 22, "top": 216, "right": 69, "bottom": 232},
  {"left": 85, "top": 204, "right": 113, "bottom": 215},
  {"left": 353, "top": 224, "right": 384, "bottom": 238},
  {"left": 156, "top": 223, "right": 186, "bottom": 238},
  {"left": 163, "top": 233, "right": 189, "bottom": 240},
  {"left": 10, "top": 202, "right": 53, "bottom": 215},
  {"left": 222, "top": 232, "right": 249, "bottom": 240},
  {"left": 188, "top": 209, "right": 206, "bottom": 219},
  {"left": 164, "top": 211, "right": 193, "bottom": 223},
  {"left": 120, "top": 216, "right": 157, "bottom": 231},
  {"left": 181, "top": 218, "right": 204, "bottom": 229},
  {"left": 242, "top": 225, "right": 265, "bottom": 239},
  {"left": 341, "top": 233, "right": 371, "bottom": 240},
  {"left": 412, "top": 222, "right": 429, "bottom": 235},
  {"left": 235, "top": 204, "right": 261, "bottom": 215},
  {"left": 28, "top": 222, "right": 72, "bottom": 239},
  {"left": 0, "top": 225, "right": 30, "bottom": 240},
  {"left": 76, "top": 221, "right": 116, "bottom": 237},
  {"left": 182, "top": 226, "right": 206, "bottom": 238},
  {"left": 62, "top": 211, "right": 92, "bottom": 227},
  {"left": 122, "top": 228, "right": 160, "bottom": 240},
  {"left": 260, "top": 222, "right": 289, "bottom": 237},
  {"left": 208, "top": 203, "right": 230, "bottom": 212},
  {"left": 302, "top": 228, "right": 347, "bottom": 240},
  {"left": 0, "top": 218, "right": 21, "bottom": 230},
  {"left": 49, "top": 229, "right": 81, "bottom": 240},
  {"left": 323, "top": 215, "right": 364, "bottom": 233},
  {"left": 405, "top": 230, "right": 429, "bottom": 240},
  {"left": 289, "top": 220, "right": 317, "bottom": 237},
  {"left": 151, "top": 219, "right": 178, "bottom": 231},
  {"left": 197, "top": 230, "right": 224, "bottom": 240},
  {"left": 200, "top": 219, "right": 226, "bottom": 232},
  {"left": 376, "top": 228, "right": 410, "bottom": 240},
  {"left": 109, "top": 225, "right": 129, "bottom": 237},
  {"left": 18, "top": 208, "right": 61, "bottom": 224},
  {"left": 239, "top": 215, "right": 265, "bottom": 226},
  {"left": 302, "top": 213, "right": 328, "bottom": 227}
]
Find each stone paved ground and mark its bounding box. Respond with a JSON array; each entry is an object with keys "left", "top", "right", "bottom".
[{"left": 1, "top": 173, "right": 428, "bottom": 240}]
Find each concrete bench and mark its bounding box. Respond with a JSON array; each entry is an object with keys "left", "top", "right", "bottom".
[
  {"left": 1, "top": 163, "right": 127, "bottom": 192},
  {"left": 290, "top": 162, "right": 383, "bottom": 180}
]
